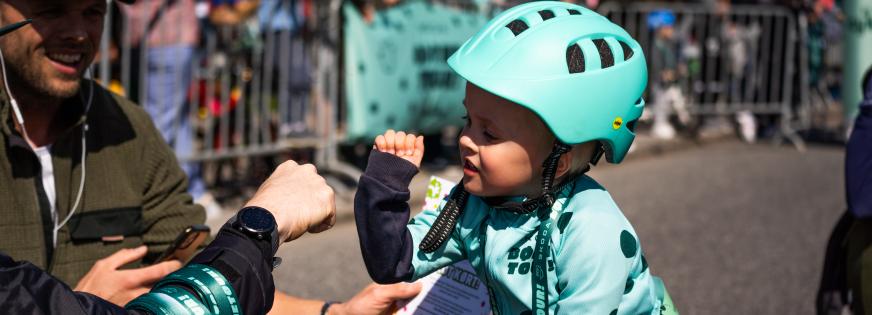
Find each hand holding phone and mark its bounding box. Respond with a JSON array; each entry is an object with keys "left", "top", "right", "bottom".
[{"left": 155, "top": 225, "right": 210, "bottom": 263}]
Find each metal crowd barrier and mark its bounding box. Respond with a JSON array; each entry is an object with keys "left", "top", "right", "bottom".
[
  {"left": 599, "top": 2, "right": 807, "bottom": 149},
  {"left": 93, "top": 0, "right": 360, "bottom": 180},
  {"left": 96, "top": 0, "right": 812, "bottom": 176}
]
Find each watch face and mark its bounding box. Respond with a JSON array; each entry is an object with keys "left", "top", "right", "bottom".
[{"left": 240, "top": 208, "right": 275, "bottom": 232}]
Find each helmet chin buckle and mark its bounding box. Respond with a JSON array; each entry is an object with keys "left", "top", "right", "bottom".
[{"left": 539, "top": 193, "right": 555, "bottom": 209}]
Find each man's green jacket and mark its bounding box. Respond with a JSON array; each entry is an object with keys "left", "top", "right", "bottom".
[{"left": 0, "top": 79, "right": 205, "bottom": 286}]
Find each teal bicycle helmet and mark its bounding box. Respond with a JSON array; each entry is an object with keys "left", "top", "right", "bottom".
[
  {"left": 448, "top": 1, "right": 647, "bottom": 163},
  {"left": 422, "top": 1, "right": 648, "bottom": 253},
  {"left": 421, "top": 2, "right": 647, "bottom": 258}
]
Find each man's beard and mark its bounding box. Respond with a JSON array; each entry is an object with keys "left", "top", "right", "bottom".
[{"left": 4, "top": 50, "right": 80, "bottom": 100}]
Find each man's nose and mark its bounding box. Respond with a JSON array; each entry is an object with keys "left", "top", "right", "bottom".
[{"left": 58, "top": 17, "right": 90, "bottom": 43}]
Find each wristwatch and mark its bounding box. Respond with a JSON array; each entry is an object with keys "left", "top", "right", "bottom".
[{"left": 230, "top": 206, "right": 282, "bottom": 269}]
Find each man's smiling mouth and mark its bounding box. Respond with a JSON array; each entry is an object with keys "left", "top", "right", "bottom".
[{"left": 47, "top": 53, "right": 83, "bottom": 65}]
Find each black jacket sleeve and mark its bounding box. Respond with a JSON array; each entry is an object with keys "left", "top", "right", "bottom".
[
  {"left": 353, "top": 150, "right": 419, "bottom": 284},
  {"left": 847, "top": 107, "right": 872, "bottom": 218},
  {"left": 0, "top": 223, "right": 276, "bottom": 314},
  {"left": 0, "top": 252, "right": 132, "bottom": 314},
  {"left": 189, "top": 224, "right": 276, "bottom": 315}
]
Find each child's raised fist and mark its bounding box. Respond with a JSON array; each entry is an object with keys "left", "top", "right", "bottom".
[{"left": 374, "top": 130, "right": 425, "bottom": 168}]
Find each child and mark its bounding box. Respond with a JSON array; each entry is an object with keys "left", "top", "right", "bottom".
[
  {"left": 648, "top": 9, "right": 690, "bottom": 140},
  {"left": 354, "top": 2, "right": 676, "bottom": 314}
]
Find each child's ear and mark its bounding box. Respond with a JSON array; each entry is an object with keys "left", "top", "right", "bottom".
[{"left": 555, "top": 149, "right": 573, "bottom": 179}]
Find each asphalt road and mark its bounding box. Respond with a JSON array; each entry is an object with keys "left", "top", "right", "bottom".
[{"left": 270, "top": 140, "right": 845, "bottom": 314}]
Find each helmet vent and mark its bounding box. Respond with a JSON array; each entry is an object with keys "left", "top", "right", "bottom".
[
  {"left": 506, "top": 19, "right": 529, "bottom": 36},
  {"left": 635, "top": 97, "right": 642, "bottom": 104},
  {"left": 538, "top": 10, "right": 555, "bottom": 21},
  {"left": 567, "top": 9, "right": 581, "bottom": 15},
  {"left": 593, "top": 39, "right": 614, "bottom": 68},
  {"left": 620, "top": 41, "right": 634, "bottom": 60},
  {"left": 566, "top": 44, "right": 585, "bottom": 74},
  {"left": 627, "top": 119, "right": 638, "bottom": 133}
]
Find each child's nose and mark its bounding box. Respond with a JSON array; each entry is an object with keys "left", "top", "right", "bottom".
[{"left": 458, "top": 134, "right": 478, "bottom": 154}]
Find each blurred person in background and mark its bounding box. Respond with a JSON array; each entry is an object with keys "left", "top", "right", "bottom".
[
  {"left": 817, "top": 66, "right": 872, "bottom": 315},
  {"left": 258, "top": 0, "right": 313, "bottom": 136},
  {"left": 844, "top": 66, "right": 872, "bottom": 314},
  {"left": 717, "top": 0, "right": 761, "bottom": 143},
  {"left": 691, "top": 0, "right": 761, "bottom": 142},
  {"left": 209, "top": 0, "right": 259, "bottom": 26},
  {"left": 119, "top": 0, "right": 221, "bottom": 217},
  {"left": 805, "top": 0, "right": 843, "bottom": 116},
  {"left": 647, "top": 9, "right": 690, "bottom": 140}
]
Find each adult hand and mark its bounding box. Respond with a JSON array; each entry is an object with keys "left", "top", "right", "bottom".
[
  {"left": 327, "top": 282, "right": 422, "bottom": 315},
  {"left": 74, "top": 246, "right": 181, "bottom": 306},
  {"left": 245, "top": 160, "right": 336, "bottom": 242}
]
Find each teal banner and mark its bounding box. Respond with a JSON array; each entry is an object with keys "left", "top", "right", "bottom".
[{"left": 343, "top": 2, "right": 488, "bottom": 142}]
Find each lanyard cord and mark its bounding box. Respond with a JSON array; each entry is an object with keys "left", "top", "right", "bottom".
[
  {"left": 530, "top": 180, "right": 575, "bottom": 315},
  {"left": 532, "top": 207, "right": 554, "bottom": 314}
]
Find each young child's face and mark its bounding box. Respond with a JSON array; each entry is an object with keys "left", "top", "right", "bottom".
[
  {"left": 459, "top": 83, "right": 555, "bottom": 198},
  {"left": 657, "top": 25, "right": 674, "bottom": 39}
]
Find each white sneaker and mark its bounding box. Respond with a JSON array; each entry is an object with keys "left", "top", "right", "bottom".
[
  {"left": 736, "top": 111, "right": 757, "bottom": 143},
  {"left": 652, "top": 123, "right": 676, "bottom": 140}
]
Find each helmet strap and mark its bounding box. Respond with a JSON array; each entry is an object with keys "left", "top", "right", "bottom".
[
  {"left": 489, "top": 141, "right": 577, "bottom": 215},
  {"left": 420, "top": 186, "right": 469, "bottom": 253}
]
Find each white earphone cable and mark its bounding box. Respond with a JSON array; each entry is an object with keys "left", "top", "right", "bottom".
[
  {"left": 0, "top": 47, "right": 24, "bottom": 127},
  {"left": 54, "top": 77, "right": 92, "bottom": 245}
]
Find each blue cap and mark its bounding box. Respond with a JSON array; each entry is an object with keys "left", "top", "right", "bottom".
[{"left": 647, "top": 10, "right": 675, "bottom": 30}]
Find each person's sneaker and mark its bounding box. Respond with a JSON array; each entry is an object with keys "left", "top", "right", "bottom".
[
  {"left": 196, "top": 192, "right": 223, "bottom": 220},
  {"left": 736, "top": 110, "right": 757, "bottom": 143},
  {"left": 651, "top": 122, "right": 676, "bottom": 140}
]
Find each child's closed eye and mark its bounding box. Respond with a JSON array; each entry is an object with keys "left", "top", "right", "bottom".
[{"left": 483, "top": 129, "right": 498, "bottom": 141}]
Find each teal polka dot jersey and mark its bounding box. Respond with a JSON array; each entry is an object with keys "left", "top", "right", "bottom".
[{"left": 405, "top": 176, "right": 670, "bottom": 314}]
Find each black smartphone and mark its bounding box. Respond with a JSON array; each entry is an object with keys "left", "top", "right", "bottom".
[{"left": 155, "top": 225, "right": 210, "bottom": 263}]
